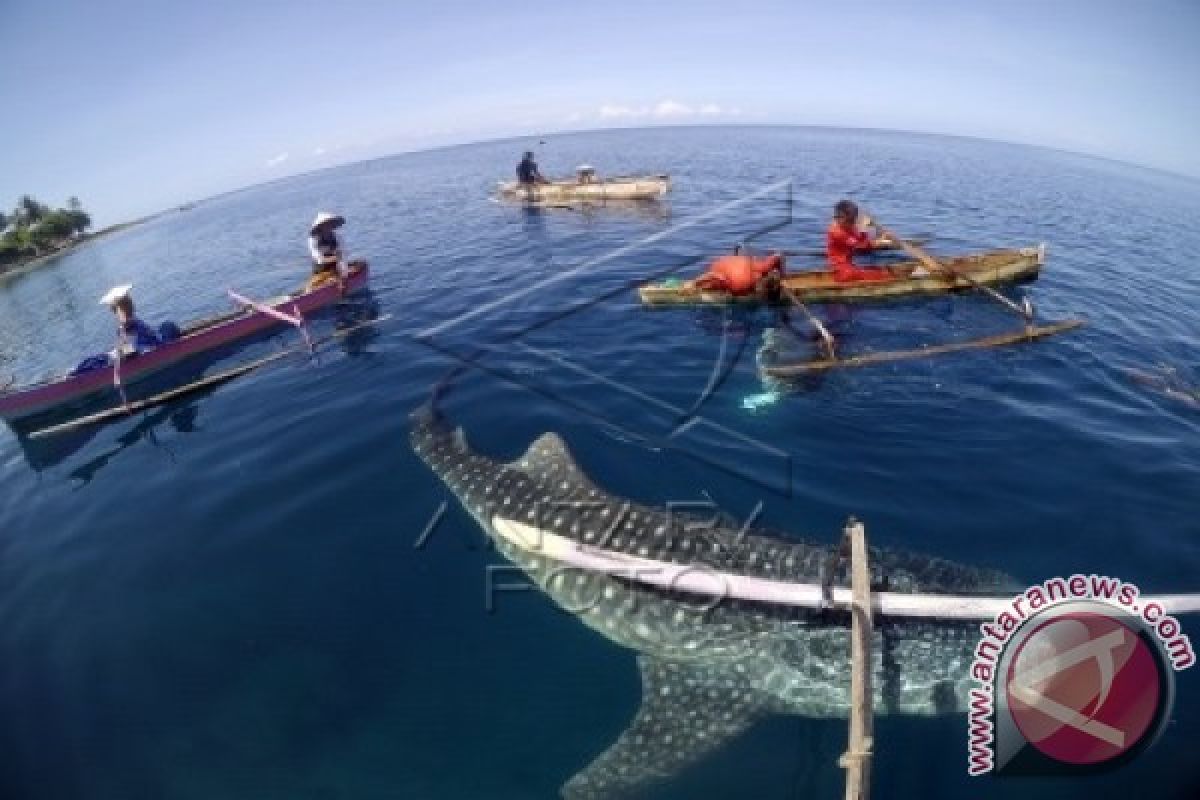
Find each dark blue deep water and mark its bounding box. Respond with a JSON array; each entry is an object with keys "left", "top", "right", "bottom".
[{"left": 1, "top": 127, "right": 1198, "bottom": 799}]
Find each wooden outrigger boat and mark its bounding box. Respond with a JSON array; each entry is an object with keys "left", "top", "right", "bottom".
[
  {"left": 759, "top": 232, "right": 1081, "bottom": 377},
  {"left": 640, "top": 220, "right": 1082, "bottom": 376},
  {"left": 639, "top": 245, "right": 1045, "bottom": 306},
  {"left": 0, "top": 263, "right": 370, "bottom": 427},
  {"left": 497, "top": 170, "right": 670, "bottom": 203}
]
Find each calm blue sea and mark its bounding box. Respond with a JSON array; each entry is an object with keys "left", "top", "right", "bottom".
[{"left": 1, "top": 127, "right": 1198, "bottom": 799}]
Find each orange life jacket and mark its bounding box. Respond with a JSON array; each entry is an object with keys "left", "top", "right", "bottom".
[{"left": 698, "top": 253, "right": 785, "bottom": 295}]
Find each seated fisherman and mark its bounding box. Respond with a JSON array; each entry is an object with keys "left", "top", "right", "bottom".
[
  {"left": 102, "top": 284, "right": 163, "bottom": 354},
  {"left": 307, "top": 211, "right": 347, "bottom": 291},
  {"left": 693, "top": 247, "right": 786, "bottom": 299},
  {"left": 69, "top": 285, "right": 178, "bottom": 375},
  {"left": 826, "top": 200, "right": 893, "bottom": 283},
  {"left": 517, "top": 151, "right": 548, "bottom": 185}
]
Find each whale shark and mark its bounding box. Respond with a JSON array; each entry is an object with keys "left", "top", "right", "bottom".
[{"left": 411, "top": 406, "right": 1017, "bottom": 797}]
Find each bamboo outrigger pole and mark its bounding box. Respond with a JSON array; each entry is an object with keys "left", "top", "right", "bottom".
[
  {"left": 30, "top": 314, "right": 391, "bottom": 439},
  {"left": 784, "top": 287, "right": 837, "bottom": 362},
  {"left": 836, "top": 518, "right": 874, "bottom": 800}
]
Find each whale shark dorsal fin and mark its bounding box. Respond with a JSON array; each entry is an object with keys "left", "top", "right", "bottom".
[
  {"left": 562, "top": 656, "right": 769, "bottom": 798},
  {"left": 513, "top": 432, "right": 596, "bottom": 489}
]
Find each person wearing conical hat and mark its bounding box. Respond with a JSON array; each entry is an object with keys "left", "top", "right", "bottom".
[
  {"left": 307, "top": 211, "right": 346, "bottom": 291},
  {"left": 100, "top": 284, "right": 162, "bottom": 353},
  {"left": 69, "top": 285, "right": 180, "bottom": 375}
]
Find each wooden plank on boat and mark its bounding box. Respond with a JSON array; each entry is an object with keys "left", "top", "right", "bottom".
[{"left": 762, "top": 319, "right": 1084, "bottom": 378}]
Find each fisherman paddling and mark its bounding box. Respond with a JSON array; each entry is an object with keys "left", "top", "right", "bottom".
[
  {"left": 827, "top": 200, "right": 895, "bottom": 283},
  {"left": 307, "top": 212, "right": 347, "bottom": 291}
]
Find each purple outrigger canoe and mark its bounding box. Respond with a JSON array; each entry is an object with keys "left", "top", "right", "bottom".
[{"left": 0, "top": 263, "right": 369, "bottom": 423}]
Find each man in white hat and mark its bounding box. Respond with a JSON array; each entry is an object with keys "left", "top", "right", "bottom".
[
  {"left": 100, "top": 284, "right": 164, "bottom": 353},
  {"left": 307, "top": 212, "right": 346, "bottom": 291}
]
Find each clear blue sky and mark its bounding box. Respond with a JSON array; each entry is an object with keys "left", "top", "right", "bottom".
[{"left": 3, "top": 0, "right": 1197, "bottom": 225}]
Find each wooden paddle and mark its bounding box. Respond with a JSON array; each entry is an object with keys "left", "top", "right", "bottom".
[
  {"left": 866, "top": 214, "right": 1033, "bottom": 322},
  {"left": 783, "top": 288, "right": 837, "bottom": 361}
]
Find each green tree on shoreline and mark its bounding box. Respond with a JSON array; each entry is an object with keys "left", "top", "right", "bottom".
[{"left": 0, "top": 195, "right": 92, "bottom": 266}]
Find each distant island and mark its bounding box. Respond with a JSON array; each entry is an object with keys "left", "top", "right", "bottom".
[
  {"left": 0, "top": 195, "right": 96, "bottom": 275},
  {"left": 0, "top": 194, "right": 158, "bottom": 280},
  {"left": 0, "top": 195, "right": 178, "bottom": 282}
]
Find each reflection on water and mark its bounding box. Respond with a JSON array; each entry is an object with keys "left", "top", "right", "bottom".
[{"left": 46, "top": 400, "right": 201, "bottom": 485}]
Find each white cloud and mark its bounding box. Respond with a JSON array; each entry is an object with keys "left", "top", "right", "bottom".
[
  {"left": 653, "top": 100, "right": 693, "bottom": 117},
  {"left": 312, "top": 146, "right": 327, "bottom": 156},
  {"left": 599, "top": 104, "right": 642, "bottom": 119},
  {"left": 265, "top": 152, "right": 289, "bottom": 167},
  {"left": 588, "top": 100, "right": 739, "bottom": 122}
]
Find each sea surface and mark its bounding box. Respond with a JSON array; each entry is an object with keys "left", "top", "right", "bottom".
[{"left": 1, "top": 127, "right": 1198, "bottom": 799}]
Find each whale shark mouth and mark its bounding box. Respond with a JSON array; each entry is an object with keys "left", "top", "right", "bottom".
[{"left": 493, "top": 515, "right": 1012, "bottom": 620}]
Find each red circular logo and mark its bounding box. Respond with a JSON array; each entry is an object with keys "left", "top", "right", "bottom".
[{"left": 1006, "top": 611, "right": 1162, "bottom": 766}]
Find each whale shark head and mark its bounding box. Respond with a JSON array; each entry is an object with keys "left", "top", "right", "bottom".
[{"left": 411, "top": 407, "right": 1017, "bottom": 797}]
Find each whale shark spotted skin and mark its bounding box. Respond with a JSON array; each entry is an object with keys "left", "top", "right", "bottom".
[{"left": 411, "top": 408, "right": 1016, "bottom": 798}]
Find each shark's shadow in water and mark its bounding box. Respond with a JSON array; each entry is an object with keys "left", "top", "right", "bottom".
[{"left": 410, "top": 380, "right": 1018, "bottom": 798}]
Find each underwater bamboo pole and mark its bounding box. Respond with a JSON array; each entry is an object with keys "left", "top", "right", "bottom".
[
  {"left": 839, "top": 518, "right": 874, "bottom": 800},
  {"left": 784, "top": 288, "right": 836, "bottom": 362}
]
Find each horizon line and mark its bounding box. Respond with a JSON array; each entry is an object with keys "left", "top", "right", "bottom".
[{"left": 128, "top": 122, "right": 1200, "bottom": 230}]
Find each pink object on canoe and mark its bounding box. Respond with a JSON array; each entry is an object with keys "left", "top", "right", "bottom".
[{"left": 0, "top": 263, "right": 369, "bottom": 422}]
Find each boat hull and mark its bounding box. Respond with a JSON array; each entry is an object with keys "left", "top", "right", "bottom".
[
  {"left": 0, "top": 264, "right": 369, "bottom": 422},
  {"left": 497, "top": 175, "right": 670, "bottom": 202},
  {"left": 638, "top": 246, "right": 1045, "bottom": 307}
]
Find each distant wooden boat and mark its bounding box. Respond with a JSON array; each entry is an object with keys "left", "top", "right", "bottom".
[
  {"left": 638, "top": 246, "right": 1046, "bottom": 307},
  {"left": 498, "top": 173, "right": 670, "bottom": 203}
]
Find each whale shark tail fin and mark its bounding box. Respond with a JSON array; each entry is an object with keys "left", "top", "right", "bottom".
[{"left": 562, "top": 656, "right": 769, "bottom": 798}]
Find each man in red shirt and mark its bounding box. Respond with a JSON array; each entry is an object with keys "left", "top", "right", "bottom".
[{"left": 827, "top": 200, "right": 893, "bottom": 282}]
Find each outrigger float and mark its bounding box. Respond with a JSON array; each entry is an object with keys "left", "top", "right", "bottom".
[
  {"left": 0, "top": 263, "right": 371, "bottom": 433},
  {"left": 639, "top": 218, "right": 1083, "bottom": 376}
]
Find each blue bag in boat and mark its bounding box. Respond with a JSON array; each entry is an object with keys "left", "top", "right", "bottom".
[{"left": 70, "top": 354, "right": 112, "bottom": 376}]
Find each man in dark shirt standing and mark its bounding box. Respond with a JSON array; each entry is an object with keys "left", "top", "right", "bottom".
[{"left": 516, "top": 151, "right": 548, "bottom": 185}]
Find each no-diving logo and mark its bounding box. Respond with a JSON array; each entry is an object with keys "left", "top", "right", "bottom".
[{"left": 967, "top": 577, "right": 1194, "bottom": 776}]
